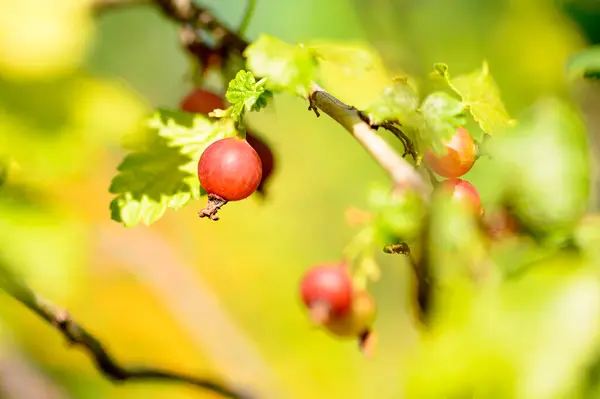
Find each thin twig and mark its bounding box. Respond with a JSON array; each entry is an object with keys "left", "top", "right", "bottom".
[
  {"left": 0, "top": 263, "right": 252, "bottom": 399},
  {"left": 308, "top": 83, "right": 429, "bottom": 198},
  {"left": 152, "top": 0, "right": 248, "bottom": 51},
  {"left": 237, "top": 0, "right": 257, "bottom": 36},
  {"left": 376, "top": 121, "right": 418, "bottom": 160}
]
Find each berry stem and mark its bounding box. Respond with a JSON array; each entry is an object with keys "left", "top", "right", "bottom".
[
  {"left": 237, "top": 0, "right": 257, "bottom": 36},
  {"left": 309, "top": 301, "right": 332, "bottom": 325},
  {"left": 198, "top": 194, "right": 228, "bottom": 221}
]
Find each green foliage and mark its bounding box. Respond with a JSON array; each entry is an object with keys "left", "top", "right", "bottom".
[
  {"left": 365, "top": 78, "right": 420, "bottom": 125},
  {"left": 0, "top": 76, "right": 147, "bottom": 180},
  {"left": 308, "top": 40, "right": 377, "bottom": 77},
  {"left": 403, "top": 257, "right": 600, "bottom": 399},
  {"left": 567, "top": 46, "right": 600, "bottom": 80},
  {"left": 435, "top": 62, "right": 515, "bottom": 135},
  {"left": 244, "top": 36, "right": 384, "bottom": 97},
  {"left": 225, "top": 70, "right": 271, "bottom": 122},
  {"left": 244, "top": 34, "right": 318, "bottom": 96},
  {"left": 487, "top": 97, "right": 590, "bottom": 239},
  {"left": 428, "top": 190, "right": 489, "bottom": 284},
  {"left": 368, "top": 183, "right": 427, "bottom": 244},
  {"left": 109, "top": 110, "right": 236, "bottom": 227},
  {"left": 420, "top": 91, "right": 468, "bottom": 154}
]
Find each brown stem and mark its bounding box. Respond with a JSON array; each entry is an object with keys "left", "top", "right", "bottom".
[
  {"left": 308, "top": 84, "right": 429, "bottom": 199},
  {"left": 0, "top": 263, "right": 251, "bottom": 399},
  {"left": 152, "top": 0, "right": 248, "bottom": 51},
  {"left": 198, "top": 193, "right": 228, "bottom": 221}
]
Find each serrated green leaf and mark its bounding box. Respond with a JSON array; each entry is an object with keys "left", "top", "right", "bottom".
[
  {"left": 110, "top": 110, "right": 236, "bottom": 227},
  {"left": 225, "top": 70, "right": 271, "bottom": 122},
  {"left": 567, "top": 46, "right": 600, "bottom": 81},
  {"left": 244, "top": 34, "right": 317, "bottom": 96},
  {"left": 435, "top": 62, "right": 514, "bottom": 135},
  {"left": 365, "top": 78, "right": 419, "bottom": 125},
  {"left": 420, "top": 91, "right": 467, "bottom": 154}
]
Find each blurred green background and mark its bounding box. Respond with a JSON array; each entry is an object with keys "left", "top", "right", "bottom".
[{"left": 0, "top": 0, "right": 599, "bottom": 398}]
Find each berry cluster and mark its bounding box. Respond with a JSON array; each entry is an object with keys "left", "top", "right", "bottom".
[
  {"left": 425, "top": 126, "right": 482, "bottom": 214},
  {"left": 424, "top": 126, "right": 517, "bottom": 237}
]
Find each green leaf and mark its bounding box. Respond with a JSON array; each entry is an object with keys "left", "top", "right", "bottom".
[
  {"left": 110, "top": 110, "right": 236, "bottom": 227},
  {"left": 365, "top": 78, "right": 420, "bottom": 125},
  {"left": 428, "top": 187, "right": 490, "bottom": 283},
  {"left": 434, "top": 62, "right": 514, "bottom": 134},
  {"left": 225, "top": 70, "right": 271, "bottom": 122},
  {"left": 307, "top": 40, "right": 376, "bottom": 77},
  {"left": 244, "top": 34, "right": 318, "bottom": 96},
  {"left": 368, "top": 183, "right": 427, "bottom": 244},
  {"left": 566, "top": 46, "right": 600, "bottom": 81},
  {"left": 420, "top": 91, "right": 467, "bottom": 154},
  {"left": 488, "top": 97, "right": 590, "bottom": 237},
  {"left": 402, "top": 257, "right": 600, "bottom": 399}
]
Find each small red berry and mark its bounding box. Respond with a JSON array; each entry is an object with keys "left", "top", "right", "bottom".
[
  {"left": 198, "top": 137, "right": 262, "bottom": 201},
  {"left": 180, "top": 89, "right": 226, "bottom": 115},
  {"left": 438, "top": 178, "right": 483, "bottom": 215},
  {"left": 300, "top": 263, "right": 353, "bottom": 322},
  {"left": 425, "top": 127, "right": 477, "bottom": 178}
]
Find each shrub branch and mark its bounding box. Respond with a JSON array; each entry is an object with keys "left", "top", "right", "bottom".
[{"left": 0, "top": 262, "right": 252, "bottom": 399}]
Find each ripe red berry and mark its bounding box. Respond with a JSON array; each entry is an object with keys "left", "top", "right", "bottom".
[
  {"left": 438, "top": 178, "right": 483, "bottom": 215},
  {"left": 300, "top": 263, "right": 353, "bottom": 322},
  {"left": 180, "top": 89, "right": 226, "bottom": 115},
  {"left": 324, "top": 290, "right": 376, "bottom": 338},
  {"left": 246, "top": 131, "right": 274, "bottom": 196},
  {"left": 198, "top": 137, "right": 262, "bottom": 201},
  {"left": 425, "top": 127, "right": 477, "bottom": 178}
]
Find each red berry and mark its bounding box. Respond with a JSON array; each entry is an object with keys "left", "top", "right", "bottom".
[
  {"left": 324, "top": 290, "right": 376, "bottom": 338},
  {"left": 438, "top": 178, "right": 483, "bottom": 215},
  {"left": 300, "top": 263, "right": 353, "bottom": 321},
  {"left": 246, "top": 131, "right": 275, "bottom": 195},
  {"left": 180, "top": 89, "right": 226, "bottom": 115},
  {"left": 425, "top": 127, "right": 477, "bottom": 178},
  {"left": 198, "top": 137, "right": 262, "bottom": 201}
]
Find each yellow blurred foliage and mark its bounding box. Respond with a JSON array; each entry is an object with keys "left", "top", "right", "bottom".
[
  {"left": 0, "top": 74, "right": 149, "bottom": 182},
  {"left": 0, "top": 0, "right": 94, "bottom": 79}
]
